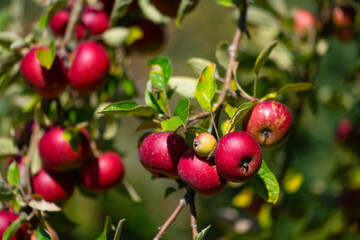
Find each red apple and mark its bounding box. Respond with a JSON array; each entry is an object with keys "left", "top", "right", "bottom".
[
  {"left": 68, "top": 41, "right": 110, "bottom": 93},
  {"left": 214, "top": 131, "right": 262, "bottom": 183},
  {"left": 31, "top": 168, "right": 75, "bottom": 204},
  {"left": 242, "top": 100, "right": 292, "bottom": 148},
  {"left": 75, "top": 23, "right": 86, "bottom": 40},
  {"left": 49, "top": 9, "right": 70, "bottom": 36},
  {"left": 79, "top": 151, "right": 125, "bottom": 192},
  {"left": 0, "top": 211, "right": 28, "bottom": 240},
  {"left": 150, "top": 0, "right": 197, "bottom": 18},
  {"left": 20, "top": 48, "right": 68, "bottom": 99},
  {"left": 294, "top": 9, "right": 316, "bottom": 37},
  {"left": 138, "top": 132, "right": 187, "bottom": 179},
  {"left": 178, "top": 149, "right": 227, "bottom": 196},
  {"left": 333, "top": 5, "right": 356, "bottom": 28},
  {"left": 127, "top": 19, "right": 165, "bottom": 54},
  {"left": 82, "top": 7, "right": 109, "bottom": 35},
  {"left": 38, "top": 126, "right": 90, "bottom": 172}
]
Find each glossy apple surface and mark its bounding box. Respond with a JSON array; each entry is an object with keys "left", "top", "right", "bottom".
[
  {"left": 0, "top": 211, "right": 28, "bottom": 240},
  {"left": 49, "top": 9, "right": 70, "bottom": 36},
  {"left": 20, "top": 48, "right": 68, "bottom": 99},
  {"left": 214, "top": 131, "right": 262, "bottom": 182},
  {"left": 178, "top": 149, "right": 227, "bottom": 196},
  {"left": 79, "top": 151, "right": 125, "bottom": 192},
  {"left": 138, "top": 132, "right": 187, "bottom": 179},
  {"left": 82, "top": 8, "right": 109, "bottom": 35}
]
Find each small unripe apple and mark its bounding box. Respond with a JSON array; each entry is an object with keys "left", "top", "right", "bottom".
[
  {"left": 0, "top": 210, "right": 28, "bottom": 240},
  {"left": 49, "top": 9, "right": 70, "bottom": 36},
  {"left": 138, "top": 132, "right": 187, "bottom": 179},
  {"left": 150, "top": 0, "right": 197, "bottom": 18},
  {"left": 31, "top": 168, "right": 75, "bottom": 204},
  {"left": 178, "top": 149, "right": 227, "bottom": 196},
  {"left": 127, "top": 19, "right": 165, "bottom": 54},
  {"left": 294, "top": 9, "right": 316, "bottom": 37},
  {"left": 39, "top": 126, "right": 90, "bottom": 172},
  {"left": 68, "top": 41, "right": 110, "bottom": 93},
  {"left": 20, "top": 48, "right": 68, "bottom": 99},
  {"left": 82, "top": 7, "right": 109, "bottom": 35},
  {"left": 193, "top": 133, "right": 217, "bottom": 157},
  {"left": 214, "top": 131, "right": 262, "bottom": 183},
  {"left": 79, "top": 151, "right": 125, "bottom": 192},
  {"left": 242, "top": 100, "right": 292, "bottom": 148}
]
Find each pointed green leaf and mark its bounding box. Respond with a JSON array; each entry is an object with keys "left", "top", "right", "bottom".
[
  {"left": 254, "top": 40, "right": 279, "bottom": 76},
  {"left": 161, "top": 116, "right": 183, "bottom": 131},
  {"left": 38, "top": 0, "right": 68, "bottom": 28},
  {"left": 110, "top": 0, "right": 133, "bottom": 27},
  {"left": 35, "top": 223, "right": 51, "bottom": 240},
  {"left": 124, "top": 26, "right": 143, "bottom": 46},
  {"left": 174, "top": 98, "right": 190, "bottom": 125},
  {"left": 0, "top": 179, "right": 14, "bottom": 201},
  {"left": 195, "top": 225, "right": 211, "bottom": 240},
  {"left": 96, "top": 216, "right": 113, "bottom": 240},
  {"left": 249, "top": 160, "right": 280, "bottom": 204},
  {"left": 215, "top": 41, "right": 229, "bottom": 69},
  {"left": 148, "top": 57, "right": 173, "bottom": 89},
  {"left": 225, "top": 100, "right": 257, "bottom": 135},
  {"left": 225, "top": 104, "right": 237, "bottom": 118},
  {"left": 145, "top": 81, "right": 163, "bottom": 113},
  {"left": 277, "top": 82, "right": 315, "bottom": 95},
  {"left": 155, "top": 91, "right": 169, "bottom": 114},
  {"left": 176, "top": 0, "right": 197, "bottom": 27},
  {"left": 35, "top": 41, "right": 56, "bottom": 70},
  {"left": 3, "top": 212, "right": 27, "bottom": 240},
  {"left": 100, "top": 101, "right": 156, "bottom": 117},
  {"left": 113, "top": 219, "right": 125, "bottom": 240},
  {"left": 216, "top": 0, "right": 234, "bottom": 7},
  {"left": 7, "top": 161, "right": 19, "bottom": 187},
  {"left": 195, "top": 64, "right": 217, "bottom": 112}
]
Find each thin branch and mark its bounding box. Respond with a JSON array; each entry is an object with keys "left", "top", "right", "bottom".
[{"left": 187, "top": 189, "right": 198, "bottom": 239}]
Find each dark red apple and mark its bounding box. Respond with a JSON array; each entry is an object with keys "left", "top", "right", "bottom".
[
  {"left": 82, "top": 7, "right": 109, "bottom": 35},
  {"left": 138, "top": 132, "right": 187, "bottom": 179},
  {"left": 31, "top": 168, "right": 75, "bottom": 204},
  {"left": 294, "top": 8, "right": 316, "bottom": 37},
  {"left": 75, "top": 23, "right": 86, "bottom": 40},
  {"left": 79, "top": 151, "right": 125, "bottom": 192},
  {"left": 49, "top": 9, "right": 70, "bottom": 36},
  {"left": 20, "top": 48, "right": 68, "bottom": 99},
  {"left": 68, "top": 41, "right": 110, "bottom": 93},
  {"left": 0, "top": 210, "right": 28, "bottom": 240},
  {"left": 38, "top": 126, "right": 90, "bottom": 172},
  {"left": 127, "top": 18, "right": 165, "bottom": 54},
  {"left": 242, "top": 100, "right": 292, "bottom": 148},
  {"left": 177, "top": 149, "right": 227, "bottom": 196},
  {"left": 150, "top": 0, "right": 197, "bottom": 18},
  {"left": 214, "top": 131, "right": 262, "bottom": 183}
]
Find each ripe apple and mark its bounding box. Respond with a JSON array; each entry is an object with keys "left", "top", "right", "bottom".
[
  {"left": 178, "top": 149, "right": 227, "bottom": 196},
  {"left": 20, "top": 48, "right": 68, "bottom": 99},
  {"left": 214, "top": 131, "right": 262, "bottom": 182},
  {"left": 79, "top": 151, "right": 125, "bottom": 192},
  {"left": 242, "top": 100, "right": 292, "bottom": 148},
  {"left": 68, "top": 41, "right": 110, "bottom": 93},
  {"left": 127, "top": 18, "right": 165, "bottom": 54},
  {"left": 31, "top": 168, "right": 75, "bottom": 204},
  {"left": 193, "top": 133, "right": 217, "bottom": 157},
  {"left": 294, "top": 8, "right": 316, "bottom": 37},
  {"left": 49, "top": 9, "right": 70, "bottom": 36},
  {"left": 138, "top": 132, "right": 187, "bottom": 179},
  {"left": 81, "top": 7, "right": 109, "bottom": 35},
  {"left": 332, "top": 5, "right": 357, "bottom": 41},
  {"left": 150, "top": 0, "right": 197, "bottom": 18},
  {"left": 38, "top": 126, "right": 90, "bottom": 172},
  {"left": 0, "top": 210, "right": 28, "bottom": 240}
]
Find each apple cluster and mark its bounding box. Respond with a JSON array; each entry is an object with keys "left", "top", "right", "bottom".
[{"left": 138, "top": 100, "right": 292, "bottom": 197}]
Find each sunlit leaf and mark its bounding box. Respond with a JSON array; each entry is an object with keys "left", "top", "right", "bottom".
[
  {"left": 276, "top": 82, "right": 315, "bottom": 95},
  {"left": 3, "top": 212, "right": 27, "bottom": 240},
  {"left": 148, "top": 56, "right": 173, "bottom": 89},
  {"left": 254, "top": 40, "right": 279, "bottom": 76},
  {"left": 225, "top": 104, "right": 237, "bottom": 118},
  {"left": 195, "top": 64, "right": 217, "bottom": 112},
  {"left": 168, "top": 76, "right": 197, "bottom": 98},
  {"left": 29, "top": 199, "right": 61, "bottom": 212},
  {"left": 225, "top": 100, "right": 257, "bottom": 134},
  {"left": 161, "top": 116, "right": 183, "bottom": 131},
  {"left": 216, "top": 0, "right": 234, "bottom": 7},
  {"left": 186, "top": 58, "right": 213, "bottom": 76},
  {"left": 96, "top": 216, "right": 113, "bottom": 240},
  {"left": 100, "top": 101, "right": 156, "bottom": 117},
  {"left": 7, "top": 161, "right": 19, "bottom": 187},
  {"left": 174, "top": 98, "right": 190, "bottom": 125},
  {"left": 102, "top": 27, "right": 129, "bottom": 47},
  {"left": 195, "top": 225, "right": 211, "bottom": 240},
  {"left": 35, "top": 41, "right": 56, "bottom": 70},
  {"left": 155, "top": 91, "right": 169, "bottom": 114}
]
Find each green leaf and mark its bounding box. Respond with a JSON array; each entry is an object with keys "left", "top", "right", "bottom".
[
  {"left": 155, "top": 91, "right": 169, "bottom": 114},
  {"left": 164, "top": 187, "right": 177, "bottom": 198},
  {"left": 249, "top": 160, "right": 280, "bottom": 204},
  {"left": 138, "top": 0, "right": 169, "bottom": 24},
  {"left": 225, "top": 104, "right": 237, "bottom": 118},
  {"left": 35, "top": 41, "right": 56, "bottom": 70},
  {"left": 195, "top": 225, "right": 211, "bottom": 240},
  {"left": 185, "top": 131, "right": 196, "bottom": 148},
  {"left": 109, "top": 0, "right": 133, "bottom": 27},
  {"left": 254, "top": 40, "right": 279, "bottom": 76},
  {"left": 225, "top": 100, "right": 257, "bottom": 135},
  {"left": 113, "top": 219, "right": 125, "bottom": 240},
  {"left": 100, "top": 101, "right": 156, "bottom": 117},
  {"left": 38, "top": 0, "right": 68, "bottom": 28},
  {"left": 215, "top": 41, "right": 229, "bottom": 69},
  {"left": 119, "top": 179, "right": 142, "bottom": 203},
  {"left": 148, "top": 56, "right": 173, "bottom": 89},
  {"left": 0, "top": 32, "right": 20, "bottom": 49},
  {"left": 168, "top": 76, "right": 197, "bottom": 98},
  {"left": 174, "top": 98, "right": 190, "bottom": 125},
  {"left": 176, "top": 0, "right": 197, "bottom": 27},
  {"left": 7, "top": 161, "right": 19, "bottom": 187},
  {"left": 262, "top": 83, "right": 315, "bottom": 101},
  {"left": 122, "top": 75, "right": 137, "bottom": 98},
  {"left": 216, "top": 0, "right": 234, "bottom": 7},
  {"left": 3, "top": 212, "right": 27, "bottom": 240},
  {"left": 195, "top": 64, "right": 217, "bottom": 112},
  {"left": 0, "top": 179, "right": 14, "bottom": 201},
  {"left": 102, "top": 27, "right": 129, "bottom": 47},
  {"left": 186, "top": 58, "right": 213, "bottom": 76},
  {"left": 145, "top": 81, "right": 163, "bottom": 113},
  {"left": 161, "top": 116, "right": 183, "bottom": 131},
  {"left": 96, "top": 216, "right": 113, "bottom": 240},
  {"left": 35, "top": 223, "right": 51, "bottom": 240}
]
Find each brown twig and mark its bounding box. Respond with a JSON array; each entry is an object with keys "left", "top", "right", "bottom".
[
  {"left": 154, "top": 197, "right": 187, "bottom": 240},
  {"left": 187, "top": 189, "right": 198, "bottom": 239}
]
